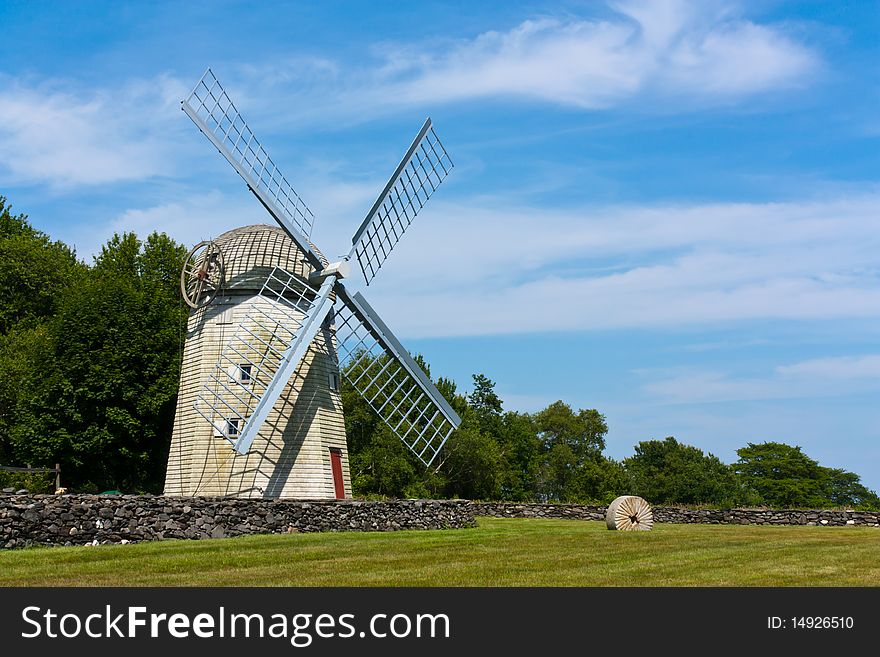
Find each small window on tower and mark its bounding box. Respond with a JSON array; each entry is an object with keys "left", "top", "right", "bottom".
[
  {"left": 212, "top": 418, "right": 240, "bottom": 438},
  {"left": 218, "top": 307, "right": 233, "bottom": 324},
  {"left": 227, "top": 363, "right": 253, "bottom": 384},
  {"left": 329, "top": 372, "right": 340, "bottom": 392}
]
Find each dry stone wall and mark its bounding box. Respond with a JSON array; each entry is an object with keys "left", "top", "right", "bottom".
[
  {"left": 472, "top": 502, "right": 880, "bottom": 527},
  {"left": 4, "top": 497, "right": 878, "bottom": 550},
  {"left": 0, "top": 495, "right": 474, "bottom": 549}
]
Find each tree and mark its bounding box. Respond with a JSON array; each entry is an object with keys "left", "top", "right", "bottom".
[
  {"left": 494, "top": 411, "right": 541, "bottom": 501},
  {"left": 734, "top": 442, "right": 830, "bottom": 508},
  {"left": 536, "top": 401, "right": 606, "bottom": 459},
  {"left": 349, "top": 426, "right": 419, "bottom": 498},
  {"left": 538, "top": 442, "right": 579, "bottom": 502},
  {"left": 0, "top": 196, "right": 83, "bottom": 334},
  {"left": 625, "top": 437, "right": 745, "bottom": 506},
  {"left": 2, "top": 230, "right": 188, "bottom": 492},
  {"left": 468, "top": 374, "right": 503, "bottom": 417},
  {"left": 0, "top": 195, "right": 33, "bottom": 238},
  {"left": 0, "top": 324, "right": 59, "bottom": 466},
  {"left": 441, "top": 422, "right": 501, "bottom": 500},
  {"left": 824, "top": 469, "right": 880, "bottom": 509},
  {"left": 436, "top": 376, "right": 468, "bottom": 418},
  {"left": 576, "top": 457, "right": 631, "bottom": 504},
  {"left": 534, "top": 401, "right": 609, "bottom": 501}
]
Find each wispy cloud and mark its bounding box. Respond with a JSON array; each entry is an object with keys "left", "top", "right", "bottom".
[
  {"left": 362, "top": 193, "right": 880, "bottom": 337},
  {"left": 401, "top": 2, "right": 816, "bottom": 106},
  {"left": 85, "top": 166, "right": 386, "bottom": 261},
  {"left": 776, "top": 355, "right": 880, "bottom": 379},
  {"left": 94, "top": 183, "right": 880, "bottom": 340},
  {"left": 80, "top": 190, "right": 256, "bottom": 260},
  {"left": 0, "top": 2, "right": 821, "bottom": 190},
  {"left": 0, "top": 74, "right": 189, "bottom": 189},
  {"left": 642, "top": 354, "right": 880, "bottom": 404},
  {"left": 259, "top": 0, "right": 820, "bottom": 123}
]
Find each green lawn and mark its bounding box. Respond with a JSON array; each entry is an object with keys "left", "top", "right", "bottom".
[{"left": 1, "top": 518, "right": 879, "bottom": 586}]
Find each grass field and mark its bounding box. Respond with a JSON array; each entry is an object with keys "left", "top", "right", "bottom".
[{"left": 1, "top": 518, "right": 879, "bottom": 586}]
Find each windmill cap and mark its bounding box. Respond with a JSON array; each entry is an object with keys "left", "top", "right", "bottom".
[{"left": 208, "top": 224, "right": 327, "bottom": 291}]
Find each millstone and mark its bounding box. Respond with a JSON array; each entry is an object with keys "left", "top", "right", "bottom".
[{"left": 606, "top": 495, "right": 653, "bottom": 531}]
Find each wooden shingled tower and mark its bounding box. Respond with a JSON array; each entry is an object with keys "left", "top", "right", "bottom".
[
  {"left": 163, "top": 69, "right": 460, "bottom": 499},
  {"left": 164, "top": 225, "right": 350, "bottom": 498}
]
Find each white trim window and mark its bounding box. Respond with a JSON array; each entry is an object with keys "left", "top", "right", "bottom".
[
  {"left": 212, "top": 417, "right": 241, "bottom": 438},
  {"left": 227, "top": 363, "right": 253, "bottom": 385}
]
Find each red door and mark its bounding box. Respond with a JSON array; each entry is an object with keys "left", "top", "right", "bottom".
[{"left": 329, "top": 448, "right": 345, "bottom": 499}]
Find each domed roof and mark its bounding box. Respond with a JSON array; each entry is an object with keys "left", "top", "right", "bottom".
[{"left": 211, "top": 224, "right": 328, "bottom": 291}]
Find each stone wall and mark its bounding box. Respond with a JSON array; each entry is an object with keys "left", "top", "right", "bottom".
[
  {"left": 4, "top": 497, "right": 878, "bottom": 550},
  {"left": 471, "top": 502, "right": 880, "bottom": 527},
  {"left": 0, "top": 495, "right": 475, "bottom": 549}
]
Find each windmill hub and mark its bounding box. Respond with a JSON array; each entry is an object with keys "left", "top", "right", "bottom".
[{"left": 309, "top": 259, "right": 352, "bottom": 284}]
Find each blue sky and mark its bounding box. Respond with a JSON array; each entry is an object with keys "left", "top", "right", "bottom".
[{"left": 2, "top": 1, "right": 879, "bottom": 488}]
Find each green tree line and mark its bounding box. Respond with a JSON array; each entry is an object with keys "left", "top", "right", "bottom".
[
  {"left": 0, "top": 196, "right": 187, "bottom": 493},
  {"left": 1, "top": 196, "right": 877, "bottom": 509}
]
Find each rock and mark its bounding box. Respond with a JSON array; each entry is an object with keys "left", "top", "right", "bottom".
[{"left": 210, "top": 526, "right": 226, "bottom": 539}]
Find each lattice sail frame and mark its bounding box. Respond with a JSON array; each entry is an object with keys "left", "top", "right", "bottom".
[
  {"left": 333, "top": 298, "right": 456, "bottom": 467},
  {"left": 182, "top": 69, "right": 315, "bottom": 239},
  {"left": 350, "top": 118, "right": 453, "bottom": 285},
  {"left": 194, "top": 268, "right": 323, "bottom": 444}
]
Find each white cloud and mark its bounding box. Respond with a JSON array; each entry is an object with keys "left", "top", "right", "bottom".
[
  {"left": 79, "top": 191, "right": 258, "bottom": 261},
  {"left": 0, "top": 74, "right": 188, "bottom": 188},
  {"left": 641, "top": 354, "right": 880, "bottom": 404},
  {"left": 356, "top": 193, "right": 880, "bottom": 337},
  {"left": 91, "top": 187, "right": 880, "bottom": 340},
  {"left": 0, "top": 2, "right": 821, "bottom": 190},
  {"left": 411, "top": 6, "right": 815, "bottom": 106},
  {"left": 776, "top": 355, "right": 880, "bottom": 379},
  {"left": 82, "top": 167, "right": 387, "bottom": 262},
  {"left": 642, "top": 369, "right": 791, "bottom": 404},
  {"left": 263, "top": 0, "right": 819, "bottom": 124}
]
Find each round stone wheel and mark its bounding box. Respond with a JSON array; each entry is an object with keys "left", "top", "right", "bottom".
[{"left": 606, "top": 495, "right": 654, "bottom": 531}]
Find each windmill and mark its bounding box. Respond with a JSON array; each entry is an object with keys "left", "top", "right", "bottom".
[{"left": 164, "top": 69, "right": 460, "bottom": 499}]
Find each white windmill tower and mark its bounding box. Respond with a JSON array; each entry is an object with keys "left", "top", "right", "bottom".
[{"left": 164, "top": 69, "right": 460, "bottom": 499}]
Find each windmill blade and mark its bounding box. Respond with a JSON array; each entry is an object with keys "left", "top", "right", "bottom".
[
  {"left": 334, "top": 285, "right": 460, "bottom": 466},
  {"left": 194, "top": 267, "right": 336, "bottom": 455},
  {"left": 348, "top": 118, "right": 453, "bottom": 285},
  {"left": 181, "top": 68, "right": 324, "bottom": 271}
]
